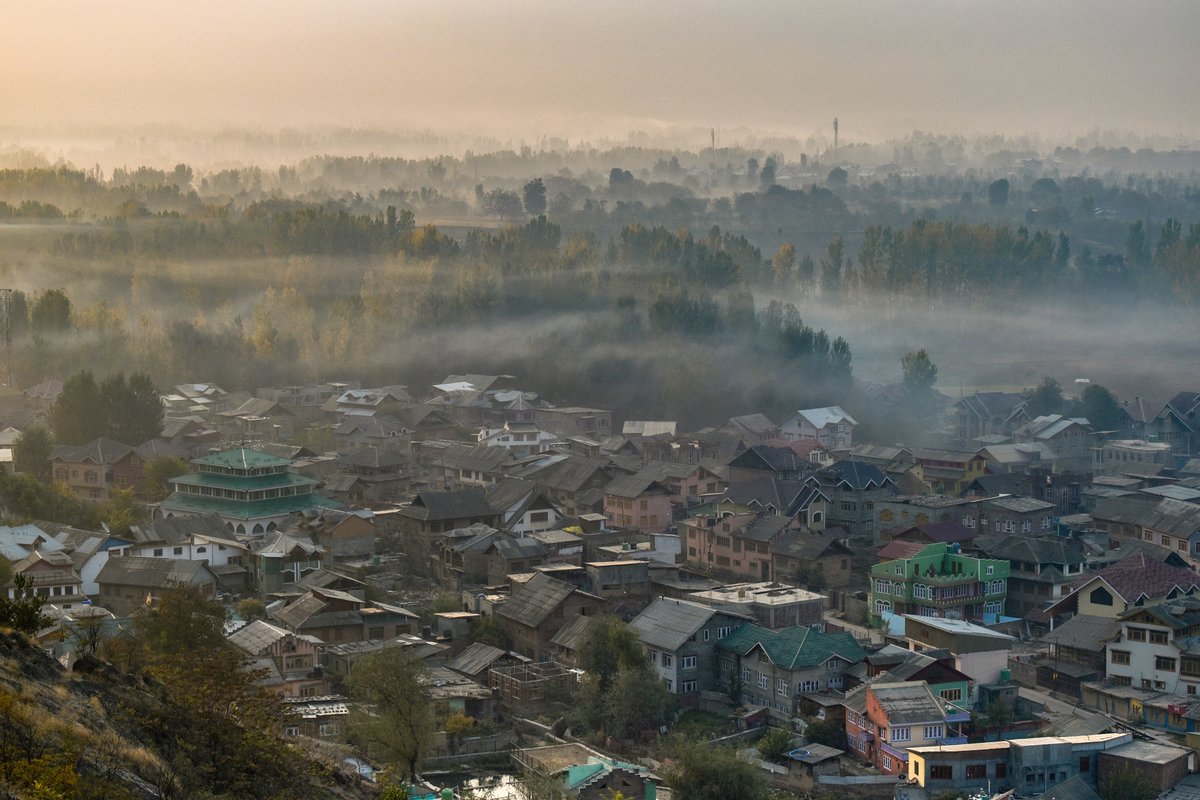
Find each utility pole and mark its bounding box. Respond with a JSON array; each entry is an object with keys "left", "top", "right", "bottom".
[{"left": 833, "top": 118, "right": 839, "bottom": 161}]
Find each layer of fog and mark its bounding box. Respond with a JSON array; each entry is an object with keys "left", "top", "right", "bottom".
[
  {"left": 3, "top": 123, "right": 1200, "bottom": 176},
  {"left": 769, "top": 290, "right": 1200, "bottom": 403}
]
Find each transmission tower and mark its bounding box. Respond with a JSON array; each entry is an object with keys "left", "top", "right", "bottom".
[{"left": 0, "top": 289, "right": 10, "bottom": 389}]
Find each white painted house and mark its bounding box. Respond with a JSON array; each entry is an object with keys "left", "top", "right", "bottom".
[
  {"left": 1104, "top": 597, "right": 1200, "bottom": 695},
  {"left": 477, "top": 422, "right": 558, "bottom": 457},
  {"left": 782, "top": 406, "right": 858, "bottom": 450}
]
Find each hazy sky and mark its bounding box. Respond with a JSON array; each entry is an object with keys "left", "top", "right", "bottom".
[{"left": 4, "top": 0, "right": 1199, "bottom": 142}]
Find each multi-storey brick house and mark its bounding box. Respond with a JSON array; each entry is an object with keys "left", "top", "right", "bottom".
[
  {"left": 806, "top": 461, "right": 895, "bottom": 542},
  {"left": 681, "top": 512, "right": 797, "bottom": 581},
  {"left": 844, "top": 681, "right": 960, "bottom": 775},
  {"left": 50, "top": 438, "right": 143, "bottom": 501}
]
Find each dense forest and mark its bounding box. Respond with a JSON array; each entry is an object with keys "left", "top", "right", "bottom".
[{"left": 0, "top": 135, "right": 1197, "bottom": 428}]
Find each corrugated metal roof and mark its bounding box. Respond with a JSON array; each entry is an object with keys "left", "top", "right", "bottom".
[
  {"left": 550, "top": 614, "right": 595, "bottom": 652},
  {"left": 446, "top": 642, "right": 508, "bottom": 677},
  {"left": 227, "top": 619, "right": 291, "bottom": 654},
  {"left": 869, "top": 681, "right": 945, "bottom": 725},
  {"left": 629, "top": 597, "right": 720, "bottom": 651},
  {"left": 496, "top": 573, "right": 586, "bottom": 628}
]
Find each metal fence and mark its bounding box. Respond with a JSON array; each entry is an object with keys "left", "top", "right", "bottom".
[{"left": 425, "top": 732, "right": 518, "bottom": 761}]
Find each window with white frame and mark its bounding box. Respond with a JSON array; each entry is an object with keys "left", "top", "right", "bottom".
[
  {"left": 875, "top": 599, "right": 892, "bottom": 615},
  {"left": 649, "top": 650, "right": 658, "bottom": 664},
  {"left": 681, "top": 655, "right": 697, "bottom": 669},
  {"left": 777, "top": 678, "right": 788, "bottom": 696},
  {"left": 894, "top": 565, "right": 903, "bottom": 575},
  {"left": 741, "top": 667, "right": 752, "bottom": 683},
  {"left": 681, "top": 680, "right": 697, "bottom": 693},
  {"left": 875, "top": 579, "right": 890, "bottom": 594},
  {"left": 894, "top": 582, "right": 904, "bottom": 596},
  {"left": 985, "top": 565, "right": 994, "bottom": 575},
  {"left": 703, "top": 629, "right": 710, "bottom": 641},
  {"left": 662, "top": 654, "right": 673, "bottom": 668},
  {"left": 882, "top": 754, "right": 892, "bottom": 770},
  {"left": 924, "top": 724, "right": 944, "bottom": 739},
  {"left": 891, "top": 726, "right": 910, "bottom": 742},
  {"left": 826, "top": 657, "right": 843, "bottom": 670},
  {"left": 798, "top": 680, "right": 819, "bottom": 693},
  {"left": 913, "top": 584, "right": 928, "bottom": 599},
  {"left": 718, "top": 626, "right": 730, "bottom": 638},
  {"left": 758, "top": 673, "right": 769, "bottom": 689},
  {"left": 1022, "top": 519, "right": 1032, "bottom": 533}
]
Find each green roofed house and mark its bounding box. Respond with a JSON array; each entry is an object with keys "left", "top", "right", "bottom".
[
  {"left": 717, "top": 623, "right": 867, "bottom": 723},
  {"left": 154, "top": 448, "right": 341, "bottom": 535},
  {"left": 870, "top": 542, "right": 1008, "bottom": 626}
]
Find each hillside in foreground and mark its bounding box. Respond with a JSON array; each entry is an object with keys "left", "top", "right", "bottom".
[{"left": 0, "top": 628, "right": 374, "bottom": 800}]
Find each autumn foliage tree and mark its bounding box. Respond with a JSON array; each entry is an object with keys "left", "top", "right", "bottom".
[
  {"left": 348, "top": 648, "right": 434, "bottom": 784},
  {"left": 112, "top": 585, "right": 296, "bottom": 798}
]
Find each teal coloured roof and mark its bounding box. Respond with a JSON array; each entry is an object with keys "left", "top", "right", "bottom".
[
  {"left": 193, "top": 448, "right": 291, "bottom": 470},
  {"left": 565, "top": 758, "right": 650, "bottom": 790},
  {"left": 159, "top": 490, "right": 341, "bottom": 521},
  {"left": 170, "top": 472, "right": 318, "bottom": 491},
  {"left": 717, "top": 623, "right": 866, "bottom": 671},
  {"left": 566, "top": 763, "right": 606, "bottom": 789}
]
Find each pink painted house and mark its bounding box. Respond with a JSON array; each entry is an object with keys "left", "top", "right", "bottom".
[{"left": 603, "top": 473, "right": 673, "bottom": 533}]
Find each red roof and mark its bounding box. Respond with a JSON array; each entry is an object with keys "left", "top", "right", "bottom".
[
  {"left": 917, "top": 520, "right": 977, "bottom": 543},
  {"left": 763, "top": 438, "right": 829, "bottom": 459},
  {"left": 877, "top": 540, "right": 927, "bottom": 560}
]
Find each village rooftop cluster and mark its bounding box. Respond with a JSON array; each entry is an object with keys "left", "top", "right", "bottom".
[{"left": 5, "top": 374, "right": 1200, "bottom": 799}]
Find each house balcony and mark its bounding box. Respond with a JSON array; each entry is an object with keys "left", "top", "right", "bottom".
[
  {"left": 916, "top": 594, "right": 983, "bottom": 607},
  {"left": 859, "top": 732, "right": 875, "bottom": 743},
  {"left": 919, "top": 572, "right": 983, "bottom": 585}
]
